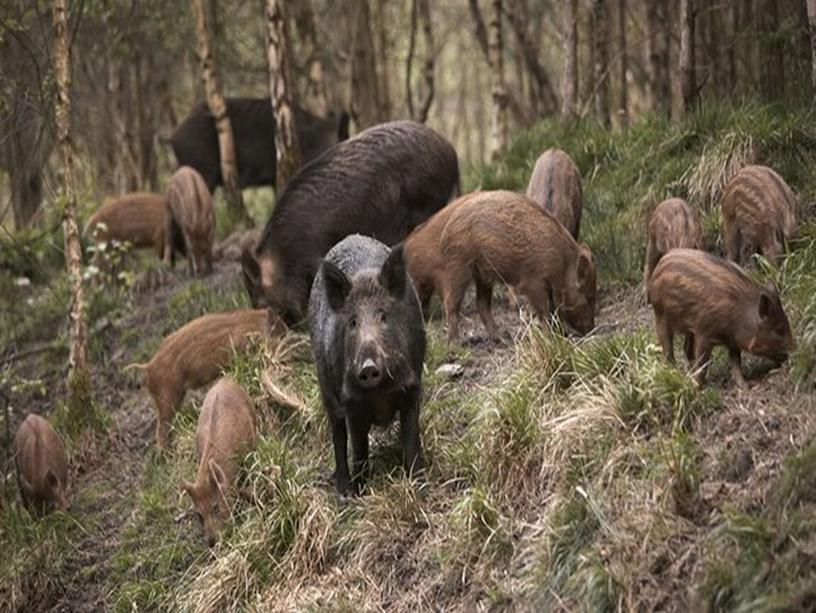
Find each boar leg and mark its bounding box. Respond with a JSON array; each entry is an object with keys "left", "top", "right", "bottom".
[
  {"left": 728, "top": 346, "right": 746, "bottom": 387},
  {"left": 518, "top": 281, "right": 551, "bottom": 326},
  {"left": 655, "top": 314, "right": 674, "bottom": 363},
  {"left": 691, "top": 338, "right": 713, "bottom": 384},
  {"left": 154, "top": 386, "right": 184, "bottom": 449},
  {"left": 684, "top": 334, "right": 696, "bottom": 364},
  {"left": 348, "top": 414, "right": 370, "bottom": 494},
  {"left": 442, "top": 272, "right": 470, "bottom": 343},
  {"left": 399, "top": 390, "right": 424, "bottom": 479},
  {"left": 724, "top": 223, "right": 742, "bottom": 264},
  {"left": 330, "top": 417, "right": 352, "bottom": 495},
  {"left": 475, "top": 279, "right": 499, "bottom": 339}
]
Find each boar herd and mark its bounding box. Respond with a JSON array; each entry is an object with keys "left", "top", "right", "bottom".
[{"left": 13, "top": 115, "right": 800, "bottom": 548}]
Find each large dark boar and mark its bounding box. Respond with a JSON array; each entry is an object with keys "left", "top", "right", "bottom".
[
  {"left": 243, "top": 120, "right": 460, "bottom": 324},
  {"left": 721, "top": 165, "right": 797, "bottom": 265},
  {"left": 309, "top": 235, "right": 425, "bottom": 495},
  {"left": 648, "top": 248, "right": 795, "bottom": 386},
  {"left": 183, "top": 377, "right": 256, "bottom": 547},
  {"left": 13, "top": 414, "right": 69, "bottom": 514},
  {"left": 126, "top": 309, "right": 285, "bottom": 448},
  {"left": 85, "top": 192, "right": 184, "bottom": 264},
  {"left": 643, "top": 198, "right": 703, "bottom": 292},
  {"left": 170, "top": 98, "right": 350, "bottom": 192},
  {"left": 166, "top": 166, "right": 215, "bottom": 277},
  {"left": 436, "top": 191, "right": 597, "bottom": 341},
  {"left": 525, "top": 148, "right": 583, "bottom": 239}
]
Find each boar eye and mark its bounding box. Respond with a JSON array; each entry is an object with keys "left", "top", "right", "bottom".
[
  {"left": 379, "top": 310, "right": 387, "bottom": 323},
  {"left": 349, "top": 317, "right": 357, "bottom": 329}
]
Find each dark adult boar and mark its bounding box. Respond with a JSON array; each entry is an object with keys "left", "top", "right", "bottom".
[
  {"left": 126, "top": 309, "right": 285, "bottom": 448},
  {"left": 13, "top": 414, "right": 69, "bottom": 514},
  {"left": 309, "top": 235, "right": 425, "bottom": 495},
  {"left": 525, "top": 148, "right": 583, "bottom": 239},
  {"left": 243, "top": 120, "right": 460, "bottom": 324},
  {"left": 85, "top": 192, "right": 183, "bottom": 264},
  {"left": 647, "top": 248, "right": 795, "bottom": 386},
  {"left": 166, "top": 166, "right": 215, "bottom": 276},
  {"left": 721, "top": 165, "right": 797, "bottom": 265},
  {"left": 643, "top": 198, "right": 703, "bottom": 293},
  {"left": 183, "top": 377, "right": 256, "bottom": 547},
  {"left": 170, "top": 98, "right": 350, "bottom": 192},
  {"left": 436, "top": 191, "right": 597, "bottom": 341}
]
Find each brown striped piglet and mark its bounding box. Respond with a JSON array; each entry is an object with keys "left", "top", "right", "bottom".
[
  {"left": 165, "top": 166, "right": 215, "bottom": 277},
  {"left": 525, "top": 148, "right": 583, "bottom": 240},
  {"left": 643, "top": 198, "right": 703, "bottom": 295},
  {"left": 647, "top": 248, "right": 795, "bottom": 386},
  {"left": 126, "top": 309, "right": 285, "bottom": 449},
  {"left": 13, "top": 414, "right": 70, "bottom": 514},
  {"left": 438, "top": 190, "right": 596, "bottom": 341},
  {"left": 721, "top": 165, "right": 797, "bottom": 265},
  {"left": 183, "top": 377, "right": 256, "bottom": 547}
]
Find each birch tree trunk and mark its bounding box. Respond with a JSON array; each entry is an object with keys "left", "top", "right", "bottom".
[
  {"left": 191, "top": 0, "right": 248, "bottom": 222},
  {"left": 809, "top": 0, "right": 816, "bottom": 95},
  {"left": 592, "top": 0, "right": 610, "bottom": 126},
  {"left": 53, "top": 0, "right": 89, "bottom": 392},
  {"left": 617, "top": 0, "right": 628, "bottom": 126},
  {"left": 292, "top": 0, "right": 328, "bottom": 116},
  {"left": 561, "top": 0, "right": 578, "bottom": 118},
  {"left": 266, "top": 0, "right": 302, "bottom": 189},
  {"left": 679, "top": 0, "right": 697, "bottom": 114},
  {"left": 488, "top": 0, "right": 508, "bottom": 158}
]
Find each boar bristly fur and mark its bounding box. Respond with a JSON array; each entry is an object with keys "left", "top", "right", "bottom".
[
  {"left": 166, "top": 166, "right": 215, "bottom": 277},
  {"left": 309, "top": 235, "right": 426, "bottom": 495},
  {"left": 721, "top": 165, "right": 798, "bottom": 265},
  {"left": 183, "top": 377, "right": 256, "bottom": 547},
  {"left": 648, "top": 248, "right": 795, "bottom": 386},
  {"left": 243, "top": 121, "right": 460, "bottom": 325},
  {"left": 643, "top": 198, "right": 703, "bottom": 294},
  {"left": 525, "top": 148, "right": 583, "bottom": 239},
  {"left": 436, "top": 190, "right": 597, "bottom": 341},
  {"left": 127, "top": 309, "right": 284, "bottom": 448},
  {"left": 13, "top": 414, "right": 70, "bottom": 514}
]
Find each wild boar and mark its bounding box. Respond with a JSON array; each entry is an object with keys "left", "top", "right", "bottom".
[
  {"left": 126, "top": 309, "right": 285, "bottom": 448},
  {"left": 183, "top": 377, "right": 256, "bottom": 547},
  {"left": 643, "top": 198, "right": 703, "bottom": 292},
  {"left": 171, "top": 98, "right": 350, "bottom": 192},
  {"left": 13, "top": 414, "right": 69, "bottom": 514},
  {"left": 721, "top": 165, "right": 797, "bottom": 265},
  {"left": 309, "top": 235, "right": 425, "bottom": 495},
  {"left": 85, "top": 192, "right": 184, "bottom": 264},
  {"left": 525, "top": 148, "right": 583, "bottom": 239},
  {"left": 242, "top": 120, "right": 460, "bottom": 324},
  {"left": 166, "top": 166, "right": 215, "bottom": 277},
  {"left": 435, "top": 190, "right": 597, "bottom": 341},
  {"left": 647, "top": 248, "right": 795, "bottom": 386}
]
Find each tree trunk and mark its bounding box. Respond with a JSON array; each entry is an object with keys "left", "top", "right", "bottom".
[
  {"left": 406, "top": 0, "right": 435, "bottom": 123},
  {"left": 646, "top": 0, "right": 671, "bottom": 115},
  {"left": 679, "top": 0, "right": 697, "bottom": 114},
  {"left": 809, "top": 0, "right": 816, "bottom": 95},
  {"left": 53, "top": 0, "right": 89, "bottom": 393},
  {"left": 191, "top": 0, "right": 248, "bottom": 222},
  {"left": 292, "top": 0, "right": 328, "bottom": 116},
  {"left": 374, "top": 0, "right": 392, "bottom": 118},
  {"left": 561, "top": 0, "right": 578, "bottom": 118},
  {"left": 592, "top": 0, "right": 610, "bottom": 126},
  {"left": 759, "top": 0, "right": 784, "bottom": 100},
  {"left": 617, "top": 0, "right": 628, "bottom": 126},
  {"left": 488, "top": 0, "right": 508, "bottom": 158},
  {"left": 266, "top": 0, "right": 302, "bottom": 189},
  {"left": 350, "top": 0, "right": 384, "bottom": 130}
]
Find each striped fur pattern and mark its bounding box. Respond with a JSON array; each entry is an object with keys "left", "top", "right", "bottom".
[
  {"left": 648, "top": 248, "right": 794, "bottom": 385},
  {"left": 85, "top": 192, "right": 170, "bottom": 260},
  {"left": 721, "top": 164, "right": 797, "bottom": 265},
  {"left": 13, "top": 414, "right": 69, "bottom": 514},
  {"left": 643, "top": 198, "right": 703, "bottom": 293},
  {"left": 433, "top": 190, "right": 596, "bottom": 341},
  {"left": 182, "top": 377, "right": 256, "bottom": 547},
  {"left": 166, "top": 166, "right": 215, "bottom": 277},
  {"left": 525, "top": 148, "right": 583, "bottom": 239}
]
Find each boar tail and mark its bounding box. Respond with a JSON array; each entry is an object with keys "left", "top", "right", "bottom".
[{"left": 123, "top": 362, "right": 149, "bottom": 373}]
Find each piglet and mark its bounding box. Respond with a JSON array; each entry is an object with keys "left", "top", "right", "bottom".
[{"left": 13, "top": 414, "right": 70, "bottom": 514}]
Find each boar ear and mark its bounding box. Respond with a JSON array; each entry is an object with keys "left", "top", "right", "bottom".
[
  {"left": 758, "top": 292, "right": 774, "bottom": 321},
  {"left": 380, "top": 244, "right": 407, "bottom": 298},
  {"left": 577, "top": 248, "right": 593, "bottom": 286},
  {"left": 323, "top": 261, "right": 352, "bottom": 311},
  {"left": 241, "top": 247, "right": 262, "bottom": 306},
  {"left": 765, "top": 280, "right": 780, "bottom": 296}
]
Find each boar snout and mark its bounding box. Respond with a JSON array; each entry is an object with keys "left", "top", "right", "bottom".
[{"left": 357, "top": 357, "right": 383, "bottom": 388}]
